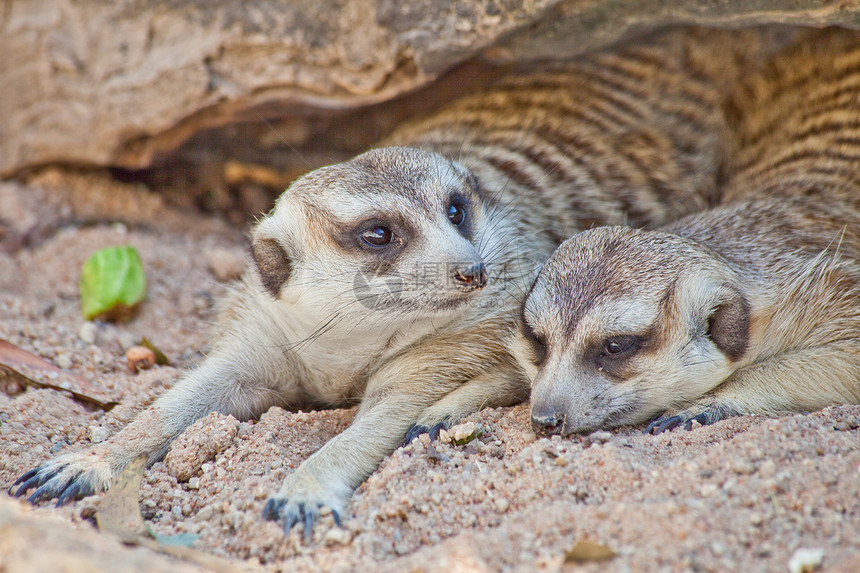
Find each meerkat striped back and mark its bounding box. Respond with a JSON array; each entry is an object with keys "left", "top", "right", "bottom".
[
  {"left": 724, "top": 27, "right": 860, "bottom": 206},
  {"left": 384, "top": 26, "right": 808, "bottom": 246}
]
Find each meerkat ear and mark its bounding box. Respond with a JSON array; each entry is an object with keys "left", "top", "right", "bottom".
[
  {"left": 706, "top": 286, "right": 751, "bottom": 362},
  {"left": 250, "top": 234, "right": 293, "bottom": 299}
]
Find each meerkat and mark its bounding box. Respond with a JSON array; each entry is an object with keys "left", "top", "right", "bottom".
[
  {"left": 522, "top": 27, "right": 860, "bottom": 437},
  {"left": 11, "top": 27, "right": 797, "bottom": 536}
]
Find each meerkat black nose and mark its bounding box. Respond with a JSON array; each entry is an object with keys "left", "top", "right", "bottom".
[
  {"left": 531, "top": 412, "right": 565, "bottom": 436},
  {"left": 453, "top": 262, "right": 487, "bottom": 289}
]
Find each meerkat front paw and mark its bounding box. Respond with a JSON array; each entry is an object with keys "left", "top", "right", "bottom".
[
  {"left": 645, "top": 404, "right": 735, "bottom": 435},
  {"left": 10, "top": 448, "right": 119, "bottom": 506},
  {"left": 262, "top": 471, "right": 347, "bottom": 541}
]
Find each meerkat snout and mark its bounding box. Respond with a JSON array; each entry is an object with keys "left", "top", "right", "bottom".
[
  {"left": 530, "top": 410, "right": 564, "bottom": 436},
  {"left": 452, "top": 262, "right": 488, "bottom": 290}
]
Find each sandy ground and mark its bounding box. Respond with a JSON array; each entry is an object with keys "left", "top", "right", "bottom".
[{"left": 1, "top": 178, "right": 859, "bottom": 572}]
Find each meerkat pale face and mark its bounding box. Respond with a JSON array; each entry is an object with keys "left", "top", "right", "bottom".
[
  {"left": 250, "top": 147, "right": 495, "bottom": 327},
  {"left": 520, "top": 226, "right": 751, "bottom": 435}
]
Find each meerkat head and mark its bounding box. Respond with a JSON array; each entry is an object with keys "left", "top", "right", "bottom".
[
  {"left": 249, "top": 147, "right": 496, "bottom": 328},
  {"left": 518, "top": 226, "right": 751, "bottom": 436}
]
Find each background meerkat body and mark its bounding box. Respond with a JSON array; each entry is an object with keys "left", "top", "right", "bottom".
[
  {"left": 12, "top": 26, "right": 810, "bottom": 532},
  {"left": 389, "top": 26, "right": 805, "bottom": 243},
  {"left": 681, "top": 26, "right": 860, "bottom": 424},
  {"left": 725, "top": 27, "right": 860, "bottom": 203},
  {"left": 658, "top": 196, "right": 860, "bottom": 424}
]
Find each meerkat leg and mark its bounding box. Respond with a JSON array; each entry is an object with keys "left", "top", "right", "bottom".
[
  {"left": 401, "top": 365, "right": 528, "bottom": 445},
  {"left": 263, "top": 380, "right": 453, "bottom": 539},
  {"left": 11, "top": 350, "right": 294, "bottom": 505},
  {"left": 263, "top": 328, "right": 512, "bottom": 537},
  {"left": 648, "top": 340, "right": 860, "bottom": 434}
]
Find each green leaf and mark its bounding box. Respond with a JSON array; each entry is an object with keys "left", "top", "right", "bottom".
[{"left": 80, "top": 245, "right": 146, "bottom": 321}]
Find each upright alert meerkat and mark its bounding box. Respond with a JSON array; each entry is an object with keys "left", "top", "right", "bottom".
[
  {"left": 523, "top": 28, "right": 860, "bottom": 437},
  {"left": 12, "top": 27, "right": 796, "bottom": 534}
]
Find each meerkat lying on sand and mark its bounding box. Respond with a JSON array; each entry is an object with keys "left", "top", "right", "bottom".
[
  {"left": 523, "top": 27, "right": 860, "bottom": 436},
  {"left": 12, "top": 27, "right": 795, "bottom": 535},
  {"left": 523, "top": 195, "right": 860, "bottom": 436}
]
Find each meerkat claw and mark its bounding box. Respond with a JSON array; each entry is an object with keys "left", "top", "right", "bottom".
[
  {"left": 9, "top": 468, "right": 41, "bottom": 496},
  {"left": 55, "top": 481, "right": 96, "bottom": 507},
  {"left": 262, "top": 497, "right": 284, "bottom": 521},
  {"left": 401, "top": 422, "right": 448, "bottom": 446},
  {"left": 683, "top": 411, "right": 713, "bottom": 431},
  {"left": 11, "top": 465, "right": 66, "bottom": 501},
  {"left": 646, "top": 415, "right": 685, "bottom": 435},
  {"left": 263, "top": 497, "right": 338, "bottom": 542}
]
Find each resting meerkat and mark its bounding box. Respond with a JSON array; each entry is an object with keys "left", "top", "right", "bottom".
[
  {"left": 12, "top": 27, "right": 794, "bottom": 535},
  {"left": 522, "top": 27, "right": 860, "bottom": 436}
]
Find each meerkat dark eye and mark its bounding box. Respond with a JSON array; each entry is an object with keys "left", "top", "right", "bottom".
[
  {"left": 447, "top": 202, "right": 466, "bottom": 226},
  {"left": 521, "top": 319, "right": 547, "bottom": 366},
  {"left": 361, "top": 226, "right": 393, "bottom": 247},
  {"left": 600, "top": 335, "right": 641, "bottom": 358}
]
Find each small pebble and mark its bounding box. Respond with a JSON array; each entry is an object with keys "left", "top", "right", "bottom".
[
  {"left": 126, "top": 345, "right": 156, "bottom": 373},
  {"left": 731, "top": 460, "right": 755, "bottom": 475},
  {"left": 79, "top": 502, "right": 98, "bottom": 520},
  {"left": 788, "top": 547, "right": 824, "bottom": 573},
  {"left": 438, "top": 429, "right": 452, "bottom": 444},
  {"left": 494, "top": 498, "right": 510, "bottom": 512},
  {"left": 450, "top": 421, "right": 477, "bottom": 443},
  {"left": 758, "top": 460, "right": 777, "bottom": 479},
  {"left": 700, "top": 483, "right": 718, "bottom": 497},
  {"left": 78, "top": 322, "right": 98, "bottom": 344},
  {"left": 587, "top": 430, "right": 613, "bottom": 444},
  {"left": 55, "top": 354, "right": 72, "bottom": 370},
  {"left": 88, "top": 425, "right": 110, "bottom": 444},
  {"left": 324, "top": 528, "right": 352, "bottom": 545}
]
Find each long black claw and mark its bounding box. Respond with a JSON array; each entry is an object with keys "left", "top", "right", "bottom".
[
  {"left": 402, "top": 425, "right": 430, "bottom": 447},
  {"left": 646, "top": 415, "right": 684, "bottom": 435},
  {"left": 13, "top": 474, "right": 47, "bottom": 499},
  {"left": 56, "top": 481, "right": 94, "bottom": 507},
  {"left": 282, "top": 505, "right": 300, "bottom": 533},
  {"left": 402, "top": 421, "right": 450, "bottom": 446},
  {"left": 263, "top": 497, "right": 332, "bottom": 541},
  {"left": 9, "top": 468, "right": 40, "bottom": 495},
  {"left": 262, "top": 498, "right": 284, "bottom": 521},
  {"left": 427, "top": 422, "right": 447, "bottom": 441},
  {"left": 303, "top": 506, "right": 317, "bottom": 543},
  {"left": 27, "top": 481, "right": 63, "bottom": 505}
]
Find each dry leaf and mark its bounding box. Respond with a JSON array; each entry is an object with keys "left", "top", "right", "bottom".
[
  {"left": 0, "top": 338, "right": 117, "bottom": 410},
  {"left": 564, "top": 540, "right": 617, "bottom": 563},
  {"left": 96, "top": 454, "right": 251, "bottom": 572},
  {"left": 96, "top": 454, "right": 149, "bottom": 542}
]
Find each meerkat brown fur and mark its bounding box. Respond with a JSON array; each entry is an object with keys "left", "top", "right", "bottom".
[
  {"left": 12, "top": 27, "right": 799, "bottom": 534},
  {"left": 523, "top": 28, "right": 860, "bottom": 437}
]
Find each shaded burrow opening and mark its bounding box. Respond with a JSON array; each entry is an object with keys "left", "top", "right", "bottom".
[{"left": 110, "top": 60, "right": 510, "bottom": 225}]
